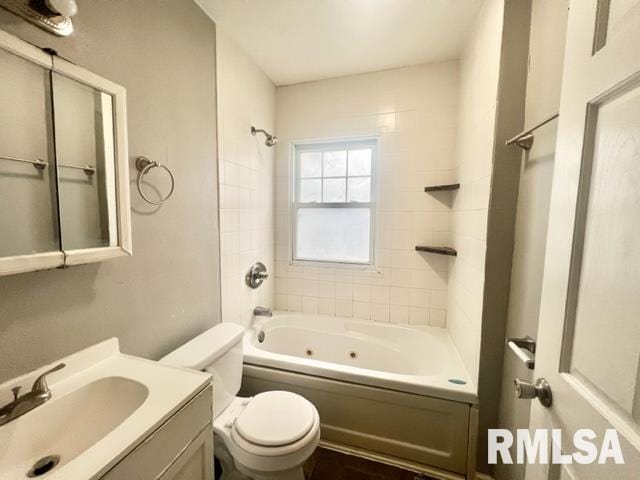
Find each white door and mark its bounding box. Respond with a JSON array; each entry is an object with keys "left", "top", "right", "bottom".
[{"left": 524, "top": 0, "right": 640, "bottom": 479}]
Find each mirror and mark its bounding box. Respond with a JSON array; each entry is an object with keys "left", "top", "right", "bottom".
[
  {"left": 0, "top": 46, "right": 60, "bottom": 258},
  {"left": 0, "top": 29, "right": 131, "bottom": 276},
  {"left": 52, "top": 72, "right": 118, "bottom": 251}
]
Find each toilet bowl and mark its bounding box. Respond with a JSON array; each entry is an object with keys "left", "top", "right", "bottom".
[
  {"left": 160, "top": 323, "right": 320, "bottom": 479},
  {"left": 214, "top": 392, "right": 320, "bottom": 480}
]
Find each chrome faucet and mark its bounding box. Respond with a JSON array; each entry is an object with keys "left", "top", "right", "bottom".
[
  {"left": 0, "top": 363, "right": 65, "bottom": 427},
  {"left": 253, "top": 306, "right": 272, "bottom": 318}
]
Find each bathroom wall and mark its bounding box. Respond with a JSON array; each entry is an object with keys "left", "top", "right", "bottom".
[
  {"left": 273, "top": 62, "right": 459, "bottom": 325},
  {"left": 495, "top": 2, "right": 569, "bottom": 479},
  {"left": 0, "top": 1, "right": 220, "bottom": 383},
  {"left": 446, "top": 0, "right": 504, "bottom": 383},
  {"left": 216, "top": 29, "right": 276, "bottom": 327},
  {"left": 476, "top": 0, "right": 533, "bottom": 473}
]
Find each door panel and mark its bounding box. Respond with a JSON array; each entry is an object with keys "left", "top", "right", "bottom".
[
  {"left": 525, "top": 0, "right": 640, "bottom": 478},
  {"left": 594, "top": 0, "right": 640, "bottom": 52},
  {"left": 565, "top": 80, "right": 640, "bottom": 424}
]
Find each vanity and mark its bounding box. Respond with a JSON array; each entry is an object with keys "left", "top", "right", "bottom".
[{"left": 0, "top": 340, "right": 214, "bottom": 480}]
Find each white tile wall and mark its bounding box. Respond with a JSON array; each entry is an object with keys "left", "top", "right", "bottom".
[
  {"left": 217, "top": 29, "right": 276, "bottom": 327},
  {"left": 446, "top": 0, "right": 504, "bottom": 383},
  {"left": 273, "top": 62, "right": 459, "bottom": 327}
]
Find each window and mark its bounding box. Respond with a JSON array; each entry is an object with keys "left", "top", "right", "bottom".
[{"left": 292, "top": 139, "right": 377, "bottom": 265}]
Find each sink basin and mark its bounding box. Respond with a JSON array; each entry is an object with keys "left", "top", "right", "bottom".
[
  {"left": 0, "top": 338, "right": 210, "bottom": 480},
  {"left": 0, "top": 376, "right": 148, "bottom": 479}
]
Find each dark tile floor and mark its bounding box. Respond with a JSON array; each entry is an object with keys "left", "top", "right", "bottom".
[{"left": 304, "top": 448, "right": 439, "bottom": 480}]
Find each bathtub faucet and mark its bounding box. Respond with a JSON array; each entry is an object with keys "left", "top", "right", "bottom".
[{"left": 253, "top": 306, "right": 272, "bottom": 318}]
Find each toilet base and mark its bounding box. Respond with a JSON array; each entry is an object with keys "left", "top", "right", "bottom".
[
  {"left": 236, "top": 462, "right": 306, "bottom": 480},
  {"left": 215, "top": 434, "right": 307, "bottom": 480}
]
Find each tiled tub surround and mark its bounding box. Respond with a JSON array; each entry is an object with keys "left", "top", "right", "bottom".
[
  {"left": 273, "top": 62, "right": 460, "bottom": 327},
  {"left": 216, "top": 29, "right": 276, "bottom": 327},
  {"left": 446, "top": 0, "right": 503, "bottom": 383}
]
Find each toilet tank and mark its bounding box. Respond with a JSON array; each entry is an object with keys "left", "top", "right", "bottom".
[{"left": 160, "top": 323, "right": 245, "bottom": 417}]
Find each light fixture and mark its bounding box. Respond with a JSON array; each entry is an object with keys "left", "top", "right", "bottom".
[{"left": 0, "top": 0, "right": 78, "bottom": 37}]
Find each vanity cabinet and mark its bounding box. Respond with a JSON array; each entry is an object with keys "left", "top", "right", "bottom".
[
  {"left": 101, "top": 385, "right": 213, "bottom": 480},
  {"left": 0, "top": 29, "right": 131, "bottom": 276}
]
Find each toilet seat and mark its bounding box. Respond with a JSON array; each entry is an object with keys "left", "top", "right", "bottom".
[
  {"left": 233, "top": 391, "right": 315, "bottom": 447},
  {"left": 214, "top": 393, "right": 321, "bottom": 473}
]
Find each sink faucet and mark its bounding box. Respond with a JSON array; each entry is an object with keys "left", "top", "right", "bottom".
[
  {"left": 0, "top": 363, "right": 65, "bottom": 427},
  {"left": 253, "top": 306, "right": 272, "bottom": 318}
]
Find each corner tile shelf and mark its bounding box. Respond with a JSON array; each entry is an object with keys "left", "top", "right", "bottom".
[
  {"left": 415, "top": 246, "right": 457, "bottom": 256},
  {"left": 424, "top": 183, "right": 460, "bottom": 192}
]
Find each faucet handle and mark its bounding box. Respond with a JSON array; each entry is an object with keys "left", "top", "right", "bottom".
[
  {"left": 31, "top": 363, "right": 66, "bottom": 394},
  {"left": 11, "top": 386, "right": 21, "bottom": 401}
]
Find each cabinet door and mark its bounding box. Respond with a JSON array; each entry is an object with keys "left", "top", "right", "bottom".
[
  {"left": 100, "top": 386, "right": 212, "bottom": 480},
  {"left": 0, "top": 31, "right": 64, "bottom": 275},
  {"left": 159, "top": 425, "right": 213, "bottom": 480}
]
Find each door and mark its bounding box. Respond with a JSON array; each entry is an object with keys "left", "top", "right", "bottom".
[{"left": 525, "top": 0, "right": 640, "bottom": 479}]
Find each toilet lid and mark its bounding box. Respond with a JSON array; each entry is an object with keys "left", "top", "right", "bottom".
[{"left": 234, "top": 391, "right": 316, "bottom": 447}]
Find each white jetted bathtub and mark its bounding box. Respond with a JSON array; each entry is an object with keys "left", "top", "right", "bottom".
[{"left": 240, "top": 312, "right": 478, "bottom": 478}]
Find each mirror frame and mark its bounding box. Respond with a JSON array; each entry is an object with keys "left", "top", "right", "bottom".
[{"left": 0, "top": 29, "right": 132, "bottom": 276}]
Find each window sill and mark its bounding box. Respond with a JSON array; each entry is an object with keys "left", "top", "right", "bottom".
[{"left": 290, "top": 259, "right": 379, "bottom": 273}]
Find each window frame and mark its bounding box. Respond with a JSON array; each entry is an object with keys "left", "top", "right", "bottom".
[{"left": 291, "top": 137, "right": 378, "bottom": 267}]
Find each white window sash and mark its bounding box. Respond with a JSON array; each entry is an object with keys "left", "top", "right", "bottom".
[{"left": 291, "top": 138, "right": 378, "bottom": 266}]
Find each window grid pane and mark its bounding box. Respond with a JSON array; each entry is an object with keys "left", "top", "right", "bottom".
[
  {"left": 294, "top": 140, "right": 376, "bottom": 264},
  {"left": 347, "top": 177, "right": 371, "bottom": 202},
  {"left": 348, "top": 149, "right": 372, "bottom": 176},
  {"left": 300, "top": 151, "right": 322, "bottom": 178},
  {"left": 323, "top": 150, "right": 347, "bottom": 177}
]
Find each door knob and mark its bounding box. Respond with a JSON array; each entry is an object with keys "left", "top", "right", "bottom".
[{"left": 514, "top": 378, "right": 552, "bottom": 407}]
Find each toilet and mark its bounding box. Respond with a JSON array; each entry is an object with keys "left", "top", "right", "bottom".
[{"left": 160, "top": 323, "right": 320, "bottom": 480}]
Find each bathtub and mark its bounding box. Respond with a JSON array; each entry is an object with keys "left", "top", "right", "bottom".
[{"left": 240, "top": 312, "right": 478, "bottom": 478}]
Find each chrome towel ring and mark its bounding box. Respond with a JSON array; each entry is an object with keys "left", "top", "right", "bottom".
[{"left": 135, "top": 156, "right": 175, "bottom": 205}]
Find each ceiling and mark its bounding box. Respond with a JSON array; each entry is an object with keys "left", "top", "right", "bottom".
[{"left": 195, "top": 0, "right": 484, "bottom": 86}]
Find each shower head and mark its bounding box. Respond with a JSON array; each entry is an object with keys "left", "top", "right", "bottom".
[
  {"left": 265, "top": 135, "right": 279, "bottom": 147},
  {"left": 251, "top": 126, "right": 279, "bottom": 147}
]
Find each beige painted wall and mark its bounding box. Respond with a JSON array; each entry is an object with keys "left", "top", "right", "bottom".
[
  {"left": 495, "top": 2, "right": 569, "bottom": 479},
  {"left": 216, "top": 28, "right": 276, "bottom": 327},
  {"left": 0, "top": 1, "right": 220, "bottom": 383}
]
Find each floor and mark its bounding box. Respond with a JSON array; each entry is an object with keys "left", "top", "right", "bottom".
[
  {"left": 303, "top": 448, "right": 439, "bottom": 480},
  {"left": 215, "top": 446, "right": 439, "bottom": 479}
]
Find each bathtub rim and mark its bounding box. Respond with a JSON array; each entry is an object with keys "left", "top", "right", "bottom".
[{"left": 243, "top": 312, "right": 478, "bottom": 405}]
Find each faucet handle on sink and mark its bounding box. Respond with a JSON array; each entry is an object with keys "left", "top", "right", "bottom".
[
  {"left": 32, "top": 363, "right": 66, "bottom": 395},
  {"left": 11, "top": 386, "right": 21, "bottom": 401}
]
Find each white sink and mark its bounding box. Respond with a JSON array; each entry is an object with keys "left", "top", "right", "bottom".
[
  {"left": 0, "top": 339, "right": 210, "bottom": 480},
  {"left": 0, "top": 377, "right": 148, "bottom": 479}
]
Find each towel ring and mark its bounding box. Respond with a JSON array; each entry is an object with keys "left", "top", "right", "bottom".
[{"left": 136, "top": 156, "right": 175, "bottom": 205}]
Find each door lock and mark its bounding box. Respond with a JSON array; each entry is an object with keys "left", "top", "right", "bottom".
[{"left": 514, "top": 377, "right": 552, "bottom": 407}]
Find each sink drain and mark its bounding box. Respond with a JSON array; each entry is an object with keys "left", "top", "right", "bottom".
[{"left": 28, "top": 455, "right": 60, "bottom": 478}]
